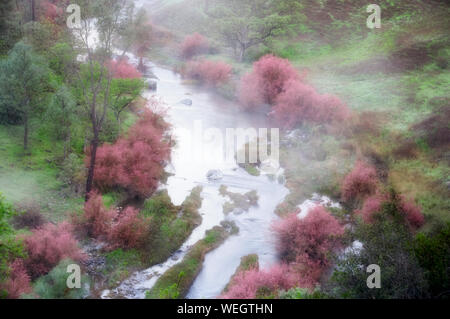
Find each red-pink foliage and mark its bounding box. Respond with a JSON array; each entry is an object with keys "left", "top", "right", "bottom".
[
  {"left": 356, "top": 193, "right": 424, "bottom": 230},
  {"left": 108, "top": 207, "right": 149, "bottom": 249},
  {"left": 273, "top": 206, "right": 345, "bottom": 284},
  {"left": 38, "top": 0, "right": 64, "bottom": 22},
  {"left": 23, "top": 222, "right": 85, "bottom": 279},
  {"left": 179, "top": 33, "right": 209, "bottom": 59},
  {"left": 221, "top": 264, "right": 296, "bottom": 299},
  {"left": 92, "top": 109, "right": 170, "bottom": 198},
  {"left": 355, "top": 193, "right": 385, "bottom": 223},
  {"left": 184, "top": 59, "right": 232, "bottom": 86},
  {"left": 2, "top": 259, "right": 32, "bottom": 299},
  {"left": 106, "top": 58, "right": 142, "bottom": 79},
  {"left": 399, "top": 196, "right": 425, "bottom": 229},
  {"left": 239, "top": 55, "right": 299, "bottom": 109},
  {"left": 341, "top": 161, "right": 379, "bottom": 202},
  {"left": 271, "top": 80, "right": 351, "bottom": 129},
  {"left": 81, "top": 192, "right": 115, "bottom": 239}
]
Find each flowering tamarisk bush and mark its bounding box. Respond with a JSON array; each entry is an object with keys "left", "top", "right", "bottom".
[
  {"left": 106, "top": 58, "right": 142, "bottom": 79},
  {"left": 2, "top": 259, "right": 31, "bottom": 299},
  {"left": 23, "top": 222, "right": 85, "bottom": 279},
  {"left": 221, "top": 264, "right": 296, "bottom": 299},
  {"left": 183, "top": 59, "right": 232, "bottom": 86},
  {"left": 91, "top": 109, "right": 171, "bottom": 198},
  {"left": 239, "top": 54, "right": 299, "bottom": 110},
  {"left": 356, "top": 193, "right": 424, "bottom": 230},
  {"left": 76, "top": 193, "right": 150, "bottom": 250},
  {"left": 341, "top": 160, "right": 379, "bottom": 203},
  {"left": 273, "top": 206, "right": 345, "bottom": 285},
  {"left": 179, "top": 33, "right": 209, "bottom": 60},
  {"left": 108, "top": 207, "right": 149, "bottom": 249}
]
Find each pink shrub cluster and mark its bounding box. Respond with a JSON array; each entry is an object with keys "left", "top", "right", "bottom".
[
  {"left": 221, "top": 264, "right": 296, "bottom": 299},
  {"left": 81, "top": 191, "right": 115, "bottom": 239},
  {"left": 239, "top": 55, "right": 299, "bottom": 109},
  {"left": 38, "top": 0, "right": 64, "bottom": 22},
  {"left": 92, "top": 109, "right": 171, "bottom": 198},
  {"left": 106, "top": 58, "right": 142, "bottom": 79},
  {"left": 238, "top": 54, "right": 350, "bottom": 128},
  {"left": 77, "top": 193, "right": 149, "bottom": 249},
  {"left": 2, "top": 259, "right": 32, "bottom": 299},
  {"left": 179, "top": 33, "right": 209, "bottom": 60},
  {"left": 109, "top": 207, "right": 149, "bottom": 249},
  {"left": 23, "top": 222, "right": 85, "bottom": 279},
  {"left": 341, "top": 161, "right": 379, "bottom": 202},
  {"left": 356, "top": 193, "right": 425, "bottom": 230},
  {"left": 271, "top": 80, "right": 350, "bottom": 129},
  {"left": 184, "top": 59, "right": 232, "bottom": 86},
  {"left": 399, "top": 196, "right": 425, "bottom": 229},
  {"left": 273, "top": 206, "right": 345, "bottom": 284}
]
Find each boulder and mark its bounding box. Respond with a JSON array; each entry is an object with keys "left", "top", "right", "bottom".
[
  {"left": 146, "top": 79, "right": 157, "bottom": 91},
  {"left": 206, "top": 169, "right": 223, "bottom": 181},
  {"left": 180, "top": 98, "right": 193, "bottom": 106}
]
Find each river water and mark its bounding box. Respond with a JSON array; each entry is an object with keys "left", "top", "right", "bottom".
[{"left": 101, "top": 59, "right": 290, "bottom": 299}]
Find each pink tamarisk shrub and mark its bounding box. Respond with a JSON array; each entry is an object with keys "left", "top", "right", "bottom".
[
  {"left": 355, "top": 193, "right": 386, "bottom": 224},
  {"left": 221, "top": 264, "right": 296, "bottom": 299},
  {"left": 399, "top": 196, "right": 425, "bottom": 229},
  {"left": 2, "top": 259, "right": 32, "bottom": 299},
  {"left": 80, "top": 191, "right": 115, "bottom": 239},
  {"left": 238, "top": 54, "right": 300, "bottom": 109},
  {"left": 179, "top": 33, "right": 209, "bottom": 60},
  {"left": 106, "top": 58, "right": 142, "bottom": 79},
  {"left": 341, "top": 160, "right": 379, "bottom": 203},
  {"left": 273, "top": 206, "right": 345, "bottom": 284},
  {"left": 271, "top": 80, "right": 351, "bottom": 129},
  {"left": 91, "top": 109, "right": 171, "bottom": 198},
  {"left": 108, "top": 207, "right": 149, "bottom": 249},
  {"left": 23, "top": 222, "right": 85, "bottom": 279},
  {"left": 184, "top": 59, "right": 232, "bottom": 86},
  {"left": 356, "top": 193, "right": 424, "bottom": 231}
]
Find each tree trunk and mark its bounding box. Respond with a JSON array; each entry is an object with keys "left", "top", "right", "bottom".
[
  {"left": 23, "top": 112, "right": 28, "bottom": 150},
  {"left": 85, "top": 131, "right": 99, "bottom": 202},
  {"left": 239, "top": 45, "right": 246, "bottom": 62},
  {"left": 31, "top": 0, "right": 35, "bottom": 21}
]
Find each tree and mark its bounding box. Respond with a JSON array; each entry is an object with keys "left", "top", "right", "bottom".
[
  {"left": 0, "top": 41, "right": 48, "bottom": 150},
  {"left": 71, "top": 0, "right": 135, "bottom": 201},
  {"left": 46, "top": 84, "right": 77, "bottom": 158},
  {"left": 183, "top": 59, "right": 232, "bottom": 87},
  {"left": 205, "top": 0, "right": 292, "bottom": 61}
]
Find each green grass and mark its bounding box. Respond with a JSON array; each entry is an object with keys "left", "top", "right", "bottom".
[
  {"left": 0, "top": 124, "right": 84, "bottom": 222},
  {"left": 140, "top": 187, "right": 203, "bottom": 265}
]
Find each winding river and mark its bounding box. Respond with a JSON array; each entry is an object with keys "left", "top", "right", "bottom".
[{"left": 101, "top": 59, "right": 290, "bottom": 299}]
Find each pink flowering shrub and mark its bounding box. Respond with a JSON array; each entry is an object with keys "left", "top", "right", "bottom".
[
  {"left": 23, "top": 222, "right": 85, "bottom": 279},
  {"left": 238, "top": 54, "right": 299, "bottom": 109},
  {"left": 2, "top": 259, "right": 32, "bottom": 299},
  {"left": 341, "top": 161, "right": 379, "bottom": 203},
  {"left": 91, "top": 109, "right": 171, "bottom": 198},
  {"left": 179, "top": 33, "right": 209, "bottom": 59},
  {"left": 271, "top": 80, "right": 351, "bottom": 129},
  {"left": 273, "top": 206, "right": 345, "bottom": 284},
  {"left": 356, "top": 193, "right": 424, "bottom": 230},
  {"left": 106, "top": 58, "right": 142, "bottom": 79},
  {"left": 221, "top": 264, "right": 296, "bottom": 299},
  {"left": 108, "top": 207, "right": 149, "bottom": 249},
  {"left": 80, "top": 192, "right": 115, "bottom": 239},
  {"left": 183, "top": 59, "right": 232, "bottom": 86}
]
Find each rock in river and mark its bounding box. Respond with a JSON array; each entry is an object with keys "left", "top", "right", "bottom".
[{"left": 206, "top": 169, "right": 223, "bottom": 181}]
